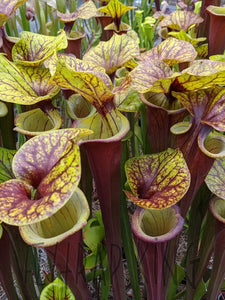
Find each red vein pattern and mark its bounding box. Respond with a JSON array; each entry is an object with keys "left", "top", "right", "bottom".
[
  {"left": 0, "top": 54, "right": 60, "bottom": 104},
  {"left": 158, "top": 10, "right": 203, "bottom": 32},
  {"left": 83, "top": 34, "right": 139, "bottom": 74},
  {"left": 12, "top": 30, "right": 67, "bottom": 66},
  {"left": 0, "top": 129, "right": 91, "bottom": 225},
  {"left": 125, "top": 149, "right": 190, "bottom": 209}
]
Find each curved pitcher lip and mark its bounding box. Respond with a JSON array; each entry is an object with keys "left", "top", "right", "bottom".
[
  {"left": 140, "top": 93, "right": 186, "bottom": 115},
  {"left": 206, "top": 5, "right": 225, "bottom": 17},
  {"left": 210, "top": 196, "right": 225, "bottom": 225},
  {"left": 131, "top": 205, "right": 184, "bottom": 243}
]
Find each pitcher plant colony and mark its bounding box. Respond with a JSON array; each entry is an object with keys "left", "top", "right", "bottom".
[{"left": 0, "top": 0, "right": 225, "bottom": 299}]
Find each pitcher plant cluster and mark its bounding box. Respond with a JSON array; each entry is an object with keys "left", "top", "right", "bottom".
[{"left": 0, "top": 0, "right": 225, "bottom": 299}]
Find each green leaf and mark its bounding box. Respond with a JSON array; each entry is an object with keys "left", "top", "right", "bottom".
[
  {"left": 40, "top": 278, "right": 75, "bottom": 300},
  {"left": 0, "top": 128, "right": 92, "bottom": 225},
  {"left": 167, "top": 264, "right": 185, "bottom": 300},
  {"left": 124, "top": 148, "right": 190, "bottom": 209},
  {"left": 83, "top": 211, "right": 105, "bottom": 253},
  {"left": 14, "top": 108, "right": 62, "bottom": 136},
  {"left": 140, "top": 37, "right": 197, "bottom": 66},
  {"left": 194, "top": 1, "right": 202, "bottom": 14},
  {"left": 83, "top": 34, "right": 140, "bottom": 74},
  {"left": 84, "top": 252, "right": 101, "bottom": 270},
  {"left": 86, "top": 268, "right": 104, "bottom": 282},
  {"left": 0, "top": 54, "right": 60, "bottom": 105},
  {"left": 57, "top": 0, "right": 97, "bottom": 23},
  {"left": 0, "top": 0, "right": 27, "bottom": 26},
  {"left": 221, "top": 279, "right": 225, "bottom": 290},
  {"left": 193, "top": 281, "right": 207, "bottom": 300},
  {"left": 203, "top": 200, "right": 225, "bottom": 297},
  {"left": 12, "top": 30, "right": 68, "bottom": 66},
  {"left": 0, "top": 147, "right": 16, "bottom": 183},
  {"left": 158, "top": 10, "right": 203, "bottom": 32},
  {"left": 100, "top": 249, "right": 111, "bottom": 300}
]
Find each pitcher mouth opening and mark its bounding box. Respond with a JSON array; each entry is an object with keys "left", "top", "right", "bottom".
[
  {"left": 132, "top": 205, "right": 184, "bottom": 243},
  {"left": 140, "top": 207, "right": 179, "bottom": 237},
  {"left": 27, "top": 198, "right": 78, "bottom": 239}
]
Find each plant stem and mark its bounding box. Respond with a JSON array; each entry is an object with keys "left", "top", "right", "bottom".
[
  {"left": 198, "top": 0, "right": 221, "bottom": 39},
  {"left": 80, "top": 146, "right": 93, "bottom": 217},
  {"left": 127, "top": 112, "right": 136, "bottom": 157},
  {"left": 46, "top": 230, "right": 92, "bottom": 299},
  {"left": 19, "top": 4, "right": 30, "bottom": 32},
  {"left": 195, "top": 211, "right": 216, "bottom": 286},
  {"left": 34, "top": 0, "right": 47, "bottom": 35},
  {"left": 175, "top": 288, "right": 187, "bottom": 299},
  {"left": 185, "top": 183, "right": 211, "bottom": 299},
  {"left": 140, "top": 104, "right": 151, "bottom": 154},
  {"left": 0, "top": 103, "right": 16, "bottom": 149},
  {"left": 121, "top": 139, "right": 141, "bottom": 300},
  {"left": 83, "top": 140, "right": 126, "bottom": 299},
  {"left": 0, "top": 229, "right": 20, "bottom": 300},
  {"left": 206, "top": 222, "right": 225, "bottom": 299},
  {"left": 5, "top": 225, "right": 39, "bottom": 300}
]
